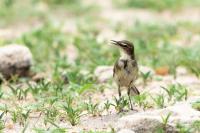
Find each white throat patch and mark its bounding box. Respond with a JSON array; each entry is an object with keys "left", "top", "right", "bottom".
[{"left": 120, "top": 50, "right": 131, "bottom": 60}]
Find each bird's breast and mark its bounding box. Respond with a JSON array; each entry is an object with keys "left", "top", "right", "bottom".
[{"left": 114, "top": 59, "right": 138, "bottom": 87}]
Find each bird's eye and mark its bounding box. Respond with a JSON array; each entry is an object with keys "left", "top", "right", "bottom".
[{"left": 121, "top": 43, "right": 127, "bottom": 47}]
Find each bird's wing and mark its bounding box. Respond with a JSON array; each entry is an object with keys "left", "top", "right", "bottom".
[
  {"left": 130, "top": 60, "right": 138, "bottom": 68},
  {"left": 128, "top": 59, "right": 139, "bottom": 78},
  {"left": 113, "top": 61, "right": 119, "bottom": 77},
  {"left": 113, "top": 59, "right": 122, "bottom": 77}
]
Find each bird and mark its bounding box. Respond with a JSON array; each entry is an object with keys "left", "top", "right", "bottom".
[{"left": 110, "top": 40, "right": 140, "bottom": 110}]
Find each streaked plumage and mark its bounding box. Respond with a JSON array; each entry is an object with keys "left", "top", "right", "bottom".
[
  {"left": 111, "top": 40, "right": 140, "bottom": 110},
  {"left": 113, "top": 59, "right": 138, "bottom": 92}
]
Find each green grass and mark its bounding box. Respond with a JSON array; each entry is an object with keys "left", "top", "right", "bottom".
[
  {"left": 132, "top": 92, "right": 150, "bottom": 109},
  {"left": 4, "top": 21, "right": 197, "bottom": 81},
  {"left": 122, "top": 22, "right": 200, "bottom": 76},
  {"left": 1, "top": 21, "right": 199, "bottom": 82},
  {"left": 140, "top": 71, "right": 152, "bottom": 86},
  {"left": 33, "top": 127, "right": 66, "bottom": 133},
  {"left": 111, "top": 96, "right": 129, "bottom": 112},
  {"left": 84, "top": 97, "right": 101, "bottom": 116},
  {"left": 176, "top": 120, "right": 200, "bottom": 133},
  {"left": 0, "top": 0, "right": 98, "bottom": 27},
  {"left": 114, "top": 0, "right": 200, "bottom": 11},
  {"left": 63, "top": 97, "right": 82, "bottom": 126},
  {"left": 162, "top": 84, "right": 188, "bottom": 103},
  {"left": 0, "top": 112, "right": 5, "bottom": 131},
  {"left": 192, "top": 100, "right": 200, "bottom": 111}
]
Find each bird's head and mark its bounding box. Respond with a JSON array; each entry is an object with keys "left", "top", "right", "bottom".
[{"left": 110, "top": 40, "right": 135, "bottom": 59}]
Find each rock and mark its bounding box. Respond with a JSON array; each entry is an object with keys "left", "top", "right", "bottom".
[
  {"left": 94, "top": 66, "right": 113, "bottom": 83},
  {"left": 117, "top": 116, "right": 167, "bottom": 133},
  {"left": 155, "top": 66, "right": 169, "bottom": 76},
  {"left": 0, "top": 44, "right": 33, "bottom": 79},
  {"left": 116, "top": 98, "right": 200, "bottom": 133}
]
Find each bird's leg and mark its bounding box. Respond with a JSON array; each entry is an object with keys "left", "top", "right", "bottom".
[
  {"left": 127, "top": 87, "right": 134, "bottom": 110},
  {"left": 118, "top": 86, "right": 121, "bottom": 98}
]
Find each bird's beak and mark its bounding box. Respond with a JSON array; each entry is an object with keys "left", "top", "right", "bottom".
[{"left": 110, "top": 40, "right": 120, "bottom": 46}]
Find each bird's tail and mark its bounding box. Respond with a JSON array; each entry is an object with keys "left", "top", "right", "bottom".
[{"left": 130, "top": 85, "right": 140, "bottom": 95}]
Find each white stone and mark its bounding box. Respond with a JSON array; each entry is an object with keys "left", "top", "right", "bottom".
[
  {"left": 116, "top": 98, "right": 200, "bottom": 133},
  {"left": 0, "top": 44, "right": 33, "bottom": 79}
]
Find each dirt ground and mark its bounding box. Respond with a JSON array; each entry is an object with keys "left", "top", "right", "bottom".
[{"left": 0, "top": 0, "right": 200, "bottom": 132}]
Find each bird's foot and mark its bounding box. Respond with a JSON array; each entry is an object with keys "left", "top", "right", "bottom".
[{"left": 129, "top": 105, "right": 140, "bottom": 112}]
